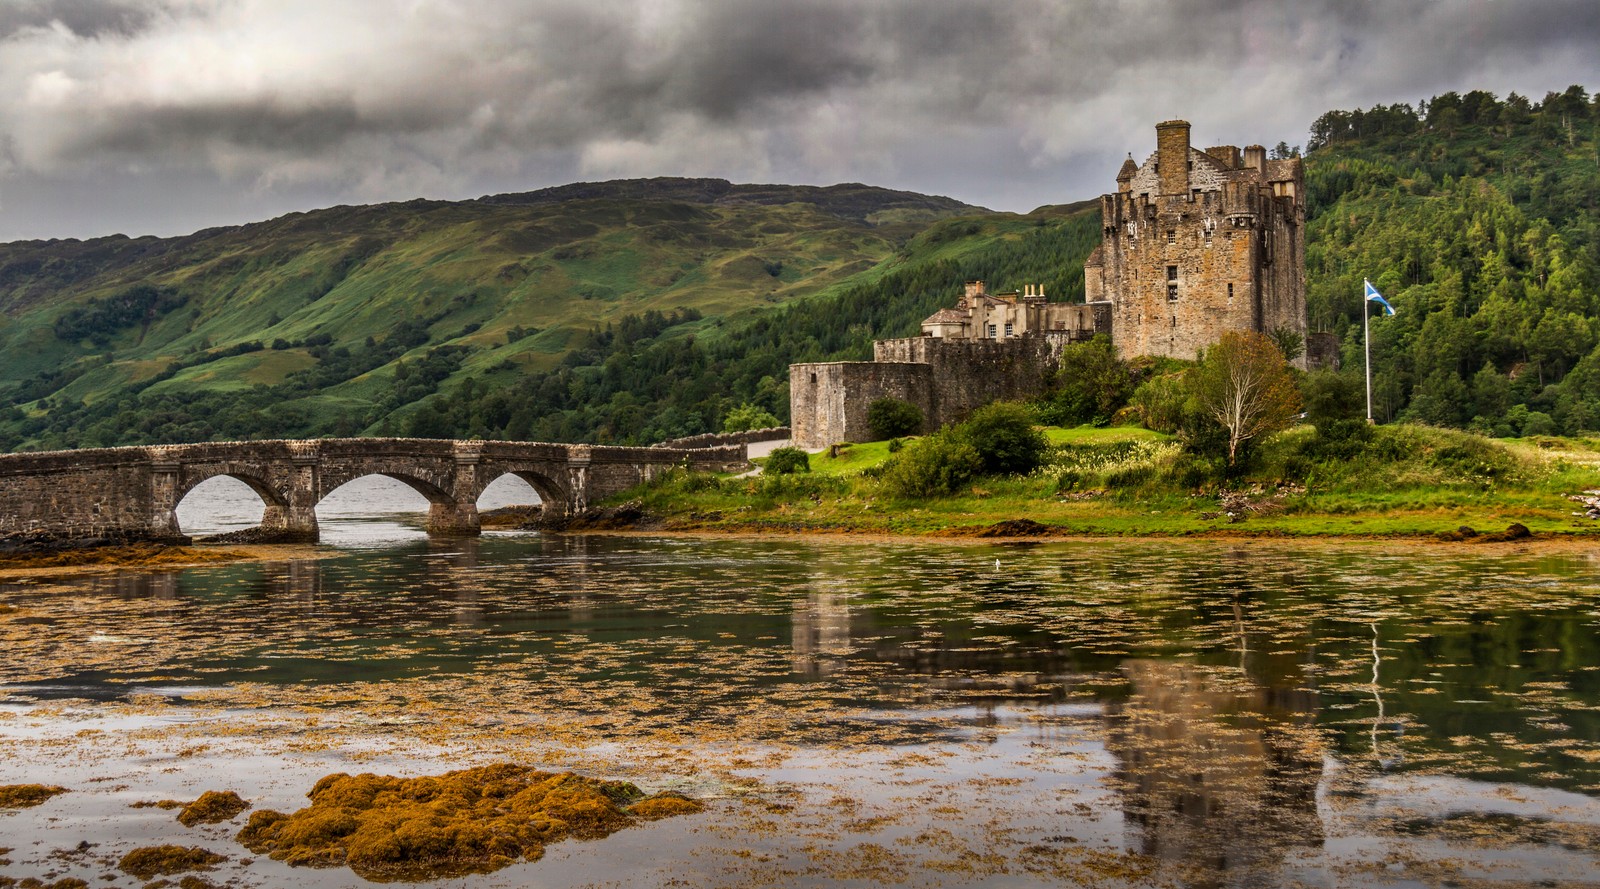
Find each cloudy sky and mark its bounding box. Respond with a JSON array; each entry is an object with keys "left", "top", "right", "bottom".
[{"left": 1, "top": 0, "right": 1597, "bottom": 242}]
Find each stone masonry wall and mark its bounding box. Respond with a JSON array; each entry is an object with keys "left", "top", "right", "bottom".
[
  {"left": 789, "top": 361, "right": 934, "bottom": 449},
  {"left": 790, "top": 336, "right": 1068, "bottom": 449}
]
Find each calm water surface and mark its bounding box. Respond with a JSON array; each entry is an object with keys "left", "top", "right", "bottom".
[{"left": 2, "top": 479, "right": 1599, "bottom": 887}]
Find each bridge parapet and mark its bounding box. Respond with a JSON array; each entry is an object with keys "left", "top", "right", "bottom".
[{"left": 0, "top": 438, "right": 746, "bottom": 545}]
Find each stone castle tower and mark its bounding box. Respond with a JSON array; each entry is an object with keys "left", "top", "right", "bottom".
[{"left": 1084, "top": 120, "right": 1307, "bottom": 366}]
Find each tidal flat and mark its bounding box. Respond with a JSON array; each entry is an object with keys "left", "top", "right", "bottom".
[{"left": 3, "top": 530, "right": 1600, "bottom": 888}]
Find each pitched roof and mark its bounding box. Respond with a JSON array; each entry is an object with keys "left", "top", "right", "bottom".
[{"left": 923, "top": 308, "right": 968, "bottom": 325}]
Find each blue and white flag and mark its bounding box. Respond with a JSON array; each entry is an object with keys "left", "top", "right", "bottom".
[{"left": 1364, "top": 279, "right": 1395, "bottom": 315}]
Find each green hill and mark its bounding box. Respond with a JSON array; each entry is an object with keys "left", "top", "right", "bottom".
[{"left": 0, "top": 179, "right": 984, "bottom": 447}]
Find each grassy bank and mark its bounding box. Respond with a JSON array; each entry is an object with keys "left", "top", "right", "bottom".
[{"left": 626, "top": 424, "right": 1600, "bottom": 539}]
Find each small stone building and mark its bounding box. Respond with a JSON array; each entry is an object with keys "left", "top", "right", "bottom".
[{"left": 922, "top": 280, "right": 1104, "bottom": 341}]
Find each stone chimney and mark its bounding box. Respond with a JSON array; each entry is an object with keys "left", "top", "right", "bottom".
[
  {"left": 1243, "top": 144, "right": 1266, "bottom": 173},
  {"left": 1205, "top": 145, "right": 1240, "bottom": 170},
  {"left": 1155, "top": 120, "right": 1191, "bottom": 196},
  {"left": 965, "top": 281, "right": 985, "bottom": 299}
]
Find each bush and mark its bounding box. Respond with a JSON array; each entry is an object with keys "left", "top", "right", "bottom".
[
  {"left": 958, "top": 402, "right": 1048, "bottom": 475},
  {"left": 878, "top": 430, "right": 983, "bottom": 498},
  {"left": 763, "top": 446, "right": 810, "bottom": 475},
  {"left": 866, "top": 397, "right": 923, "bottom": 440},
  {"left": 1301, "top": 369, "right": 1372, "bottom": 459}
]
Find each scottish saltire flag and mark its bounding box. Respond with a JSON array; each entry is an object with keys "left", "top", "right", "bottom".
[{"left": 1364, "top": 279, "right": 1395, "bottom": 315}]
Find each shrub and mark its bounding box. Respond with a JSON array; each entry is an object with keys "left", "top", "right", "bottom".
[
  {"left": 866, "top": 397, "right": 923, "bottom": 440},
  {"left": 878, "top": 430, "right": 983, "bottom": 498},
  {"left": 763, "top": 446, "right": 810, "bottom": 475},
  {"left": 958, "top": 402, "right": 1048, "bottom": 475}
]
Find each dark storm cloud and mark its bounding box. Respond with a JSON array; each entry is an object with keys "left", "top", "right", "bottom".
[
  {"left": 0, "top": 0, "right": 1597, "bottom": 241},
  {"left": 0, "top": 0, "right": 157, "bottom": 40}
]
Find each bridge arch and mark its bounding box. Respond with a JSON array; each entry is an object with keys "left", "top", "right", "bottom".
[
  {"left": 174, "top": 469, "right": 288, "bottom": 513},
  {"left": 474, "top": 468, "right": 567, "bottom": 520},
  {"left": 318, "top": 470, "right": 453, "bottom": 509},
  {"left": 172, "top": 474, "right": 287, "bottom": 538}
]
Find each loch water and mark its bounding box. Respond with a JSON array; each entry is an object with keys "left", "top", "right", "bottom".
[{"left": 2, "top": 477, "right": 1599, "bottom": 888}]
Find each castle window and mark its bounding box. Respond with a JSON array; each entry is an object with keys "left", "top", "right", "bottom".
[
  {"left": 1004, "top": 322, "right": 1014, "bottom": 337},
  {"left": 1167, "top": 283, "right": 1179, "bottom": 301},
  {"left": 1166, "top": 264, "right": 1178, "bottom": 281},
  {"left": 1227, "top": 283, "right": 1234, "bottom": 303},
  {"left": 810, "top": 373, "right": 817, "bottom": 384},
  {"left": 1166, "top": 229, "right": 1175, "bottom": 244},
  {"left": 987, "top": 323, "right": 997, "bottom": 338}
]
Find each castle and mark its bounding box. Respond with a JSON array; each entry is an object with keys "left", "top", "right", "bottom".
[
  {"left": 788, "top": 120, "right": 1310, "bottom": 450},
  {"left": 1085, "top": 119, "right": 1306, "bottom": 364}
]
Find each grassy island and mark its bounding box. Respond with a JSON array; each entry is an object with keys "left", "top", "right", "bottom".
[{"left": 626, "top": 422, "right": 1600, "bottom": 540}]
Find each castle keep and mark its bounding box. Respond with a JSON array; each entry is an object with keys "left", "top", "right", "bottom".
[
  {"left": 1085, "top": 120, "right": 1306, "bottom": 364},
  {"left": 789, "top": 121, "right": 1310, "bottom": 450}
]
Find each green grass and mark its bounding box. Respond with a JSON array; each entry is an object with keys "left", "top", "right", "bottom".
[
  {"left": 628, "top": 424, "right": 1600, "bottom": 538},
  {"left": 1044, "top": 425, "right": 1170, "bottom": 446}
]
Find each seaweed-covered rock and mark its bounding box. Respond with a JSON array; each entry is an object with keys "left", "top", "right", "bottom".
[
  {"left": 0, "top": 785, "right": 67, "bottom": 809},
  {"left": 236, "top": 764, "right": 700, "bottom": 881},
  {"left": 117, "top": 845, "right": 225, "bottom": 880},
  {"left": 178, "top": 790, "right": 250, "bottom": 827},
  {"left": 628, "top": 792, "right": 706, "bottom": 820}
]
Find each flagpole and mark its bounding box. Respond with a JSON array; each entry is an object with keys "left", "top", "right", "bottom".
[{"left": 1364, "top": 284, "right": 1373, "bottom": 423}]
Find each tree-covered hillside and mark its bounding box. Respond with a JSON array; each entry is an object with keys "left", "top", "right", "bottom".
[{"left": 1304, "top": 85, "right": 1600, "bottom": 434}]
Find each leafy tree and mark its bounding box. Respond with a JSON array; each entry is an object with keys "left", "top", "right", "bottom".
[
  {"left": 1190, "top": 331, "right": 1302, "bottom": 466},
  {"left": 866, "top": 397, "right": 923, "bottom": 440},
  {"left": 1044, "top": 335, "right": 1132, "bottom": 425},
  {"left": 1268, "top": 327, "right": 1305, "bottom": 363},
  {"left": 723, "top": 402, "right": 780, "bottom": 433}
]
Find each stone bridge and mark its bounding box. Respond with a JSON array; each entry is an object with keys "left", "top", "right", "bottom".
[{"left": 0, "top": 438, "right": 746, "bottom": 544}]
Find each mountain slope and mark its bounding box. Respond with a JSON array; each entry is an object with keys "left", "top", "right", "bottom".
[{"left": 0, "top": 179, "right": 986, "bottom": 447}]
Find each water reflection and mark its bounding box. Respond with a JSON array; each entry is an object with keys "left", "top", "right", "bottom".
[
  {"left": 4, "top": 534, "right": 1600, "bottom": 885},
  {"left": 792, "top": 590, "right": 851, "bottom": 677},
  {"left": 1107, "top": 659, "right": 1323, "bottom": 886}
]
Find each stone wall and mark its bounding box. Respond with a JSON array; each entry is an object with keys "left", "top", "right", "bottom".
[
  {"left": 790, "top": 336, "right": 1069, "bottom": 449},
  {"left": 789, "top": 361, "right": 934, "bottom": 449},
  {"left": 653, "top": 427, "right": 789, "bottom": 450},
  {"left": 0, "top": 446, "right": 171, "bottom": 544}
]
